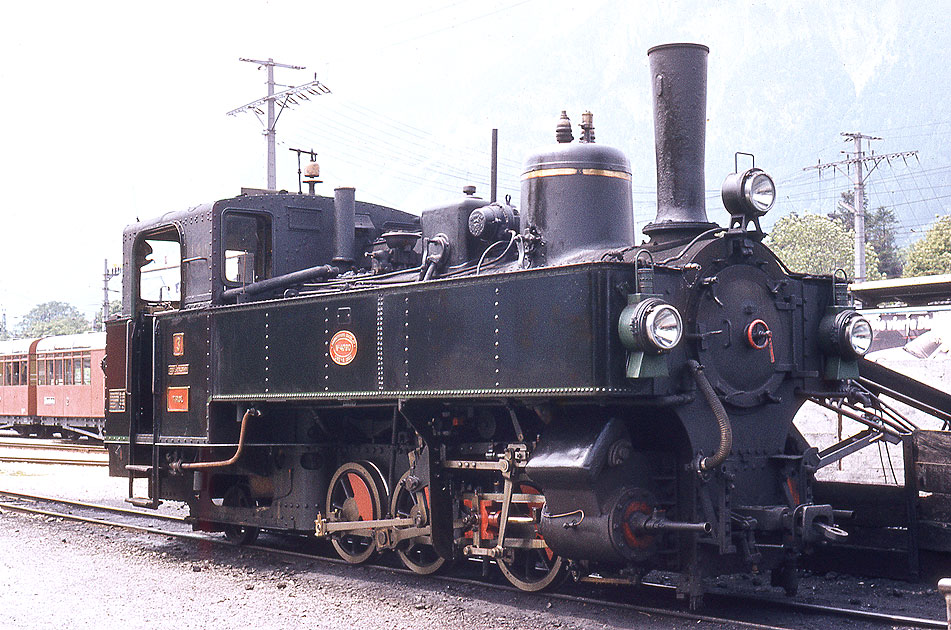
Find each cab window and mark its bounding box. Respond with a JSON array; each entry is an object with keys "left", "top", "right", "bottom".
[
  {"left": 223, "top": 212, "right": 271, "bottom": 285},
  {"left": 136, "top": 227, "right": 182, "bottom": 308}
]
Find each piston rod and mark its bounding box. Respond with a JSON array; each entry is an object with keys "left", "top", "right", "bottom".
[{"left": 629, "top": 511, "right": 712, "bottom": 534}]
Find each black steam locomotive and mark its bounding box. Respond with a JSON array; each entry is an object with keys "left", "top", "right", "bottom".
[{"left": 103, "top": 44, "right": 884, "bottom": 605}]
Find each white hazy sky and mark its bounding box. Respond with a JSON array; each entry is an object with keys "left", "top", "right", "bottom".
[{"left": 0, "top": 0, "right": 942, "bottom": 327}]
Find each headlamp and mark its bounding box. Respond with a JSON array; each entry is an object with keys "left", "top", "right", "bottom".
[
  {"left": 619, "top": 298, "right": 684, "bottom": 354},
  {"left": 844, "top": 315, "right": 873, "bottom": 357},
  {"left": 721, "top": 168, "right": 776, "bottom": 220},
  {"left": 819, "top": 309, "right": 872, "bottom": 360}
]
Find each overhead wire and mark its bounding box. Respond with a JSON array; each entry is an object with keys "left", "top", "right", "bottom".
[
  {"left": 285, "top": 106, "right": 522, "bottom": 196},
  {"left": 382, "top": 0, "right": 536, "bottom": 50},
  {"left": 293, "top": 113, "right": 519, "bottom": 188},
  {"left": 335, "top": 97, "right": 524, "bottom": 171},
  {"left": 281, "top": 91, "right": 529, "bottom": 208},
  {"left": 278, "top": 7, "right": 951, "bottom": 240},
  {"left": 759, "top": 149, "right": 951, "bottom": 243},
  {"left": 248, "top": 3, "right": 548, "bottom": 212},
  {"left": 302, "top": 96, "right": 523, "bottom": 174}
]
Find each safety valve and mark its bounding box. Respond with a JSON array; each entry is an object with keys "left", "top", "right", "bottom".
[{"left": 618, "top": 296, "right": 683, "bottom": 379}]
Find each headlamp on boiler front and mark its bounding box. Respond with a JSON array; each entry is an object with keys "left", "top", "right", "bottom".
[
  {"left": 819, "top": 309, "right": 872, "bottom": 360},
  {"left": 722, "top": 167, "right": 776, "bottom": 233},
  {"left": 818, "top": 308, "right": 872, "bottom": 380},
  {"left": 618, "top": 296, "right": 683, "bottom": 379},
  {"left": 722, "top": 168, "right": 776, "bottom": 217},
  {"left": 619, "top": 297, "right": 684, "bottom": 354}
]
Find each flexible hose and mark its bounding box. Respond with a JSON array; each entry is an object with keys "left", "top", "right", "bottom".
[{"left": 687, "top": 360, "right": 733, "bottom": 472}]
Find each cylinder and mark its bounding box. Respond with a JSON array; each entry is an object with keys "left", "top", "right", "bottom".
[
  {"left": 333, "top": 187, "right": 356, "bottom": 265},
  {"left": 643, "top": 43, "right": 718, "bottom": 241},
  {"left": 537, "top": 487, "right": 658, "bottom": 565}
]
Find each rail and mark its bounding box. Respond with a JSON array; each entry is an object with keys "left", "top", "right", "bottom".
[{"left": 0, "top": 489, "right": 946, "bottom": 629}]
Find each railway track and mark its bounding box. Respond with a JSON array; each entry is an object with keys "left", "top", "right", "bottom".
[
  {"left": 0, "top": 437, "right": 107, "bottom": 466},
  {"left": 0, "top": 489, "right": 945, "bottom": 630}
]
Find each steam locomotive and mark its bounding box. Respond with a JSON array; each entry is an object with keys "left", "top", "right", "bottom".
[{"left": 104, "top": 44, "right": 896, "bottom": 606}]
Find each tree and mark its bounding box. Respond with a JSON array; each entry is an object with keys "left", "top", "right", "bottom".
[
  {"left": 95, "top": 300, "right": 122, "bottom": 332},
  {"left": 16, "top": 301, "right": 91, "bottom": 338},
  {"left": 829, "top": 192, "right": 902, "bottom": 278},
  {"left": 827, "top": 190, "right": 864, "bottom": 231},
  {"left": 905, "top": 215, "right": 951, "bottom": 276},
  {"left": 865, "top": 206, "right": 903, "bottom": 278},
  {"left": 765, "top": 213, "right": 881, "bottom": 280}
]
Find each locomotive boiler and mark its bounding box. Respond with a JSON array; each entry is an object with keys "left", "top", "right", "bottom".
[{"left": 104, "top": 43, "right": 899, "bottom": 606}]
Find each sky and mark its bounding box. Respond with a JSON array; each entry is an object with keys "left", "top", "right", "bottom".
[{"left": 1, "top": 0, "right": 949, "bottom": 329}]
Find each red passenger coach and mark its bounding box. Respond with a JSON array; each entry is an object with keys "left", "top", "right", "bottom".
[
  {"left": 0, "top": 332, "right": 105, "bottom": 439},
  {"left": 0, "top": 338, "right": 38, "bottom": 420}
]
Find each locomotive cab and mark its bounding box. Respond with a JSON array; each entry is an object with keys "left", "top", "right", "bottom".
[{"left": 105, "top": 192, "right": 419, "bottom": 487}]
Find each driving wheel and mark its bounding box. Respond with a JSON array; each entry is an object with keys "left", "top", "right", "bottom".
[
  {"left": 326, "top": 461, "right": 385, "bottom": 564},
  {"left": 390, "top": 471, "right": 446, "bottom": 575},
  {"left": 222, "top": 484, "right": 259, "bottom": 545},
  {"left": 496, "top": 484, "right": 565, "bottom": 591}
]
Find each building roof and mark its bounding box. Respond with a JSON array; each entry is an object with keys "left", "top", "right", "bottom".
[{"left": 851, "top": 274, "right": 951, "bottom": 308}]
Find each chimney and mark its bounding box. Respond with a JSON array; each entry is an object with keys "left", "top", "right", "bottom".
[{"left": 643, "top": 43, "right": 718, "bottom": 242}]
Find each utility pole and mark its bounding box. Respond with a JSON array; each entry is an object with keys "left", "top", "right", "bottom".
[
  {"left": 102, "top": 259, "right": 120, "bottom": 331},
  {"left": 804, "top": 134, "right": 917, "bottom": 282},
  {"left": 228, "top": 58, "right": 331, "bottom": 191}
]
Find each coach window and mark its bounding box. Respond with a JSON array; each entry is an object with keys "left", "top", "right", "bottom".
[
  {"left": 136, "top": 226, "right": 182, "bottom": 310},
  {"left": 223, "top": 212, "right": 271, "bottom": 285}
]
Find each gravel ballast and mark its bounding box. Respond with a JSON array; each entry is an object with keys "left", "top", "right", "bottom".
[{"left": 1, "top": 462, "right": 948, "bottom": 629}]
